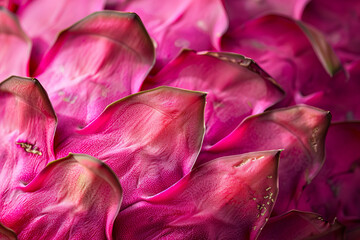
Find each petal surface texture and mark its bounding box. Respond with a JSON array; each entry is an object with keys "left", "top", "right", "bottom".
[
  {"left": 0, "top": 8, "right": 30, "bottom": 80},
  {"left": 115, "top": 150, "right": 280, "bottom": 240},
  {"left": 1, "top": 154, "right": 122, "bottom": 240},
  {"left": 0, "top": 76, "right": 56, "bottom": 205},
  {"left": 200, "top": 105, "right": 331, "bottom": 215},
  {"left": 258, "top": 211, "right": 344, "bottom": 240},
  {"left": 297, "top": 122, "right": 360, "bottom": 222},
  {"left": 34, "top": 11, "right": 155, "bottom": 139},
  {"left": 142, "top": 50, "right": 284, "bottom": 148},
  {"left": 221, "top": 15, "right": 341, "bottom": 106},
  {"left": 110, "top": 0, "right": 228, "bottom": 71},
  {"left": 55, "top": 87, "right": 206, "bottom": 208}
]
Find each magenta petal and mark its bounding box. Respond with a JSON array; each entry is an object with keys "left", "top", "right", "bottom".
[
  {"left": 200, "top": 105, "right": 331, "bottom": 215},
  {"left": 55, "top": 87, "right": 206, "bottom": 208},
  {"left": 258, "top": 211, "right": 344, "bottom": 240},
  {"left": 0, "top": 8, "right": 30, "bottom": 80},
  {"left": 221, "top": 15, "right": 342, "bottom": 106},
  {"left": 297, "top": 122, "right": 360, "bottom": 222},
  {"left": 16, "top": 0, "right": 105, "bottom": 62},
  {"left": 1, "top": 154, "right": 122, "bottom": 240},
  {"left": 142, "top": 50, "right": 284, "bottom": 148},
  {"left": 113, "top": 0, "right": 228, "bottom": 70},
  {"left": 301, "top": 0, "right": 360, "bottom": 64},
  {"left": 0, "top": 76, "right": 56, "bottom": 201},
  {"left": 114, "top": 150, "right": 280, "bottom": 240},
  {"left": 34, "top": 11, "right": 155, "bottom": 141},
  {"left": 0, "top": 222, "right": 17, "bottom": 240}
]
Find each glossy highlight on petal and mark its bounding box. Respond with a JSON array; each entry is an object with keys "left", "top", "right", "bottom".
[
  {"left": 55, "top": 87, "right": 206, "bottom": 208},
  {"left": 0, "top": 7, "right": 30, "bottom": 80},
  {"left": 142, "top": 50, "right": 284, "bottom": 149},
  {"left": 200, "top": 105, "right": 331, "bottom": 215},
  {"left": 1, "top": 154, "right": 122, "bottom": 240},
  {"left": 34, "top": 11, "right": 155, "bottom": 136},
  {"left": 114, "top": 150, "right": 280, "bottom": 240}
]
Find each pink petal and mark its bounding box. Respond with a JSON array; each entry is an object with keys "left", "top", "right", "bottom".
[
  {"left": 1, "top": 154, "right": 122, "bottom": 240},
  {"left": 0, "top": 223, "right": 17, "bottom": 240},
  {"left": 200, "top": 105, "right": 331, "bottom": 216},
  {"left": 55, "top": 87, "right": 206, "bottom": 208},
  {"left": 142, "top": 50, "right": 284, "bottom": 148},
  {"left": 301, "top": 0, "right": 360, "bottom": 64},
  {"left": 297, "top": 122, "right": 360, "bottom": 222},
  {"left": 0, "top": 76, "right": 56, "bottom": 201},
  {"left": 221, "top": 15, "right": 342, "bottom": 106},
  {"left": 223, "top": 0, "right": 311, "bottom": 29},
  {"left": 34, "top": 11, "right": 155, "bottom": 141},
  {"left": 110, "top": 0, "right": 228, "bottom": 71},
  {"left": 114, "top": 150, "right": 280, "bottom": 240},
  {"left": 305, "top": 60, "right": 360, "bottom": 121},
  {"left": 258, "top": 211, "right": 344, "bottom": 240},
  {"left": 15, "top": 0, "right": 105, "bottom": 67},
  {"left": 0, "top": 8, "right": 30, "bottom": 80}
]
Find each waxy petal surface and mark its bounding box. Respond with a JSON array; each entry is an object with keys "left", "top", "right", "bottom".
[
  {"left": 221, "top": 15, "right": 342, "bottom": 106},
  {"left": 223, "top": 0, "right": 310, "bottom": 29},
  {"left": 305, "top": 60, "right": 360, "bottom": 121},
  {"left": 0, "top": 76, "right": 56, "bottom": 204},
  {"left": 301, "top": 0, "right": 360, "bottom": 64},
  {"left": 55, "top": 87, "right": 206, "bottom": 208},
  {"left": 0, "top": 8, "right": 30, "bottom": 80},
  {"left": 258, "top": 211, "right": 344, "bottom": 240},
  {"left": 199, "top": 105, "right": 331, "bottom": 215},
  {"left": 110, "top": 0, "right": 228, "bottom": 71},
  {"left": 1, "top": 154, "right": 122, "bottom": 240},
  {"left": 114, "top": 151, "right": 280, "bottom": 240},
  {"left": 15, "top": 0, "right": 105, "bottom": 66},
  {"left": 34, "top": 11, "right": 155, "bottom": 140},
  {"left": 142, "top": 50, "right": 284, "bottom": 148},
  {"left": 297, "top": 122, "right": 360, "bottom": 222}
]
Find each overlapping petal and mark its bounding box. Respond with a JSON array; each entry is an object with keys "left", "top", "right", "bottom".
[
  {"left": 199, "top": 105, "right": 331, "bottom": 215},
  {"left": 142, "top": 50, "right": 284, "bottom": 148},
  {"left": 258, "top": 211, "right": 344, "bottom": 240},
  {"left": 0, "top": 76, "right": 56, "bottom": 204},
  {"left": 1, "top": 154, "right": 122, "bottom": 240},
  {"left": 297, "top": 122, "right": 360, "bottom": 223},
  {"left": 0, "top": 222, "right": 17, "bottom": 240},
  {"left": 221, "top": 14, "right": 342, "bottom": 106},
  {"left": 301, "top": 0, "right": 360, "bottom": 65},
  {"left": 34, "top": 11, "right": 155, "bottom": 140},
  {"left": 108, "top": 0, "right": 228, "bottom": 71},
  {"left": 114, "top": 150, "right": 280, "bottom": 240},
  {"left": 55, "top": 86, "right": 206, "bottom": 208},
  {"left": 0, "top": 7, "right": 30, "bottom": 80}
]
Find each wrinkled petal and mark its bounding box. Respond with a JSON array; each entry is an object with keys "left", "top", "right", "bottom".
[
  {"left": 258, "top": 211, "right": 344, "bottom": 240},
  {"left": 142, "top": 50, "right": 284, "bottom": 148},
  {"left": 301, "top": 0, "right": 360, "bottom": 64},
  {"left": 0, "top": 76, "right": 56, "bottom": 203},
  {"left": 15, "top": 0, "right": 105, "bottom": 68},
  {"left": 305, "top": 60, "right": 360, "bottom": 121},
  {"left": 297, "top": 122, "right": 360, "bottom": 222},
  {"left": 1, "top": 154, "right": 122, "bottom": 240},
  {"left": 109, "top": 0, "right": 228, "bottom": 71},
  {"left": 223, "top": 0, "right": 311, "bottom": 29},
  {"left": 55, "top": 87, "right": 206, "bottom": 208},
  {"left": 221, "top": 14, "right": 342, "bottom": 106},
  {"left": 0, "top": 7, "right": 30, "bottom": 80},
  {"left": 34, "top": 11, "right": 155, "bottom": 141},
  {"left": 114, "top": 150, "right": 280, "bottom": 240},
  {"left": 199, "top": 105, "right": 331, "bottom": 215},
  {"left": 0, "top": 222, "right": 17, "bottom": 240}
]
